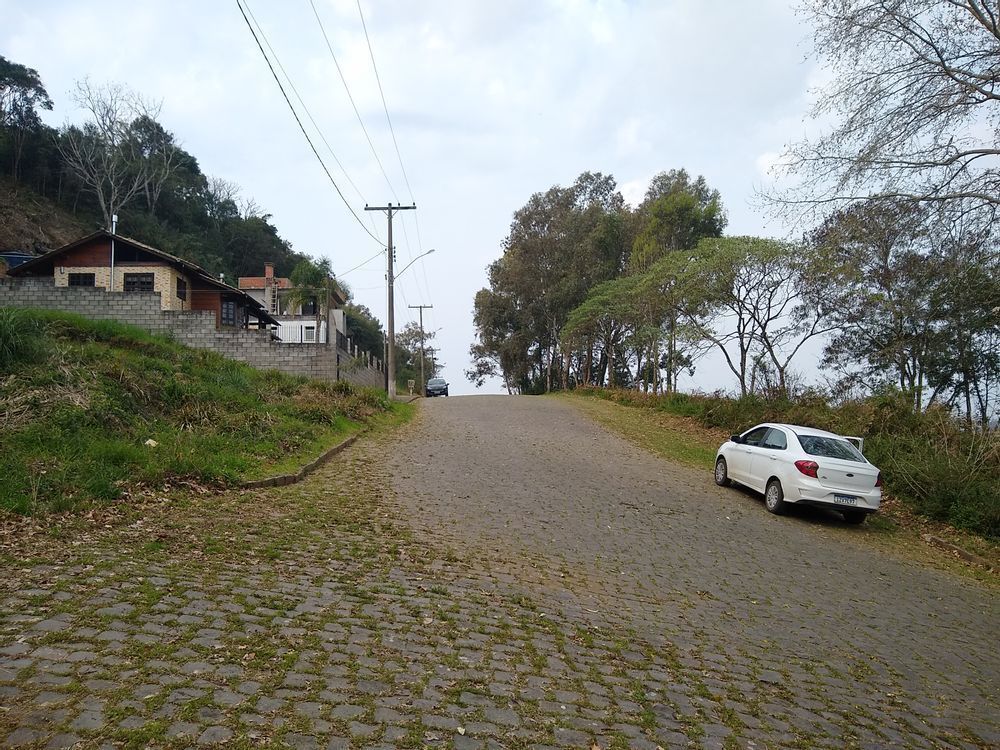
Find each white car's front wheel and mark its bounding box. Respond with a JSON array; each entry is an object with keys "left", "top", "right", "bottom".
[
  {"left": 714, "top": 457, "right": 731, "bottom": 487},
  {"left": 765, "top": 479, "right": 787, "bottom": 515}
]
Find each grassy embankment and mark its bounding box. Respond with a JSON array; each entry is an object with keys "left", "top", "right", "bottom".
[
  {"left": 0, "top": 308, "right": 409, "bottom": 515},
  {"left": 564, "top": 387, "right": 999, "bottom": 571}
]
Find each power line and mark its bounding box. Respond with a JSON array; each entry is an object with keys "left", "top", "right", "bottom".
[
  {"left": 337, "top": 247, "right": 384, "bottom": 278},
  {"left": 309, "top": 0, "right": 400, "bottom": 202},
  {"left": 356, "top": 0, "right": 416, "bottom": 203},
  {"left": 245, "top": 3, "right": 364, "bottom": 203},
  {"left": 236, "top": 0, "right": 382, "bottom": 245},
  {"left": 241, "top": 1, "right": 384, "bottom": 244},
  {"left": 356, "top": 2, "right": 436, "bottom": 321}
]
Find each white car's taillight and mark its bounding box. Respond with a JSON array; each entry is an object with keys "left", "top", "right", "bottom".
[{"left": 794, "top": 460, "right": 819, "bottom": 478}]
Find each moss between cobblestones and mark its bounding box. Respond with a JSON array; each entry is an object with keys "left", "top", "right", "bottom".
[{"left": 2, "top": 411, "right": 996, "bottom": 749}]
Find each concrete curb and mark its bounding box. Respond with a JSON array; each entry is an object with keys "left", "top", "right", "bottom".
[{"left": 240, "top": 432, "right": 362, "bottom": 489}]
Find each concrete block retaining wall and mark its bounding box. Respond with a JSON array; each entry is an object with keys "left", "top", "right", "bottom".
[{"left": 0, "top": 277, "right": 383, "bottom": 389}]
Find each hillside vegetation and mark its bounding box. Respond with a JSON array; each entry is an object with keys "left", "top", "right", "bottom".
[
  {"left": 575, "top": 387, "right": 999, "bottom": 539},
  {"left": 0, "top": 309, "right": 397, "bottom": 515},
  {"left": 0, "top": 177, "right": 87, "bottom": 254}
]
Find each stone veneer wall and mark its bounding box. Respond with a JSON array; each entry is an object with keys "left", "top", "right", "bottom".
[{"left": 0, "top": 278, "right": 384, "bottom": 389}]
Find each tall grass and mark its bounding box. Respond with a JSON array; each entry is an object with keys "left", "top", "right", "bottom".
[
  {"left": 0, "top": 307, "right": 44, "bottom": 370},
  {"left": 578, "top": 387, "right": 999, "bottom": 538}
]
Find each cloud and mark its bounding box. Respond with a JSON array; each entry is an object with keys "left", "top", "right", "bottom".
[{"left": 1, "top": 0, "right": 823, "bottom": 394}]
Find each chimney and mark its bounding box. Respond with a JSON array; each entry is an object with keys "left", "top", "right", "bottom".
[{"left": 264, "top": 262, "right": 274, "bottom": 281}]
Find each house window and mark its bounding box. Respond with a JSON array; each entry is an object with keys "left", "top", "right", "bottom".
[
  {"left": 304, "top": 326, "right": 316, "bottom": 342},
  {"left": 68, "top": 273, "right": 96, "bottom": 287},
  {"left": 124, "top": 273, "right": 155, "bottom": 293},
  {"left": 221, "top": 300, "right": 237, "bottom": 327},
  {"left": 177, "top": 278, "right": 187, "bottom": 301},
  {"left": 301, "top": 298, "right": 317, "bottom": 316}
]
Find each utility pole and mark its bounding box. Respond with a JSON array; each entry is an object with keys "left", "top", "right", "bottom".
[
  {"left": 364, "top": 202, "right": 415, "bottom": 398},
  {"left": 408, "top": 304, "right": 433, "bottom": 396}
]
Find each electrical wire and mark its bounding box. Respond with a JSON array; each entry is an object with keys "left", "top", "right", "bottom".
[
  {"left": 337, "top": 247, "right": 384, "bottom": 278},
  {"left": 241, "top": 1, "right": 384, "bottom": 243},
  {"left": 236, "top": 0, "right": 382, "bottom": 245},
  {"left": 356, "top": 0, "right": 416, "bottom": 204},
  {"left": 309, "top": 0, "right": 401, "bottom": 202},
  {"left": 356, "top": 1, "right": 436, "bottom": 323}
]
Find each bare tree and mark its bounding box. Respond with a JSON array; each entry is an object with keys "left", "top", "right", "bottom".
[
  {"left": 765, "top": 1, "right": 1000, "bottom": 221},
  {"left": 239, "top": 196, "right": 263, "bottom": 221},
  {"left": 205, "top": 176, "right": 241, "bottom": 223},
  {"left": 57, "top": 79, "right": 178, "bottom": 229}
]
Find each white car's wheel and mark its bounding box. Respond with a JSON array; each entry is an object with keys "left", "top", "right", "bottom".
[
  {"left": 764, "top": 479, "right": 787, "bottom": 515},
  {"left": 714, "top": 457, "right": 731, "bottom": 487}
]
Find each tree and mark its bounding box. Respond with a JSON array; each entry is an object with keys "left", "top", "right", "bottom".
[
  {"left": 465, "top": 342, "right": 507, "bottom": 391},
  {"left": 811, "top": 199, "right": 1000, "bottom": 420},
  {"left": 57, "top": 79, "right": 180, "bottom": 229},
  {"left": 128, "top": 115, "right": 183, "bottom": 214},
  {"left": 767, "top": 1, "right": 1000, "bottom": 221},
  {"left": 629, "top": 169, "right": 726, "bottom": 392},
  {"left": 470, "top": 172, "right": 627, "bottom": 393},
  {"left": 683, "top": 236, "right": 830, "bottom": 398},
  {"left": 396, "top": 321, "right": 438, "bottom": 390},
  {"left": 0, "top": 55, "right": 53, "bottom": 180},
  {"left": 344, "top": 303, "right": 385, "bottom": 361},
  {"left": 809, "top": 200, "right": 938, "bottom": 407}
]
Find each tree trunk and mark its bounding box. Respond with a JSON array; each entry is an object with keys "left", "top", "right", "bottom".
[
  {"left": 585, "top": 340, "right": 593, "bottom": 386},
  {"left": 546, "top": 341, "right": 553, "bottom": 393}
]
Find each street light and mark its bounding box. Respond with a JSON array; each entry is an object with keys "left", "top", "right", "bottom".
[{"left": 386, "top": 247, "right": 436, "bottom": 397}]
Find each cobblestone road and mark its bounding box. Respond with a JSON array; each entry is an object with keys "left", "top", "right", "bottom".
[{"left": 0, "top": 395, "right": 996, "bottom": 749}]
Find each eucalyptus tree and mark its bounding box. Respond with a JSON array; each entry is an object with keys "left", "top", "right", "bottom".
[
  {"left": 811, "top": 199, "right": 1000, "bottom": 420},
  {"left": 629, "top": 169, "right": 725, "bottom": 392},
  {"left": 470, "top": 172, "right": 627, "bottom": 392}
]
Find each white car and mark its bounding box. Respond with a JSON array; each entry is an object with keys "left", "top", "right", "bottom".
[{"left": 714, "top": 423, "right": 882, "bottom": 524}]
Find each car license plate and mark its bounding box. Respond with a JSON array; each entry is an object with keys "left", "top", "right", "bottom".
[{"left": 834, "top": 494, "right": 858, "bottom": 505}]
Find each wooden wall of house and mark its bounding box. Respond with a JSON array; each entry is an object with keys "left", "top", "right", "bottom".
[
  {"left": 61, "top": 239, "right": 112, "bottom": 267},
  {"left": 191, "top": 290, "right": 221, "bottom": 326}
]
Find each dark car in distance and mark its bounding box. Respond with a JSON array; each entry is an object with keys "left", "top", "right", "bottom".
[{"left": 426, "top": 377, "right": 449, "bottom": 397}]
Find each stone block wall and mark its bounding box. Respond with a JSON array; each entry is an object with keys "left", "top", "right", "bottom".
[
  {"left": 0, "top": 278, "right": 383, "bottom": 389},
  {"left": 337, "top": 349, "right": 385, "bottom": 390}
]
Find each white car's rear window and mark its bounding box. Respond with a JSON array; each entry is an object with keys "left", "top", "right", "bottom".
[{"left": 797, "top": 435, "right": 866, "bottom": 462}]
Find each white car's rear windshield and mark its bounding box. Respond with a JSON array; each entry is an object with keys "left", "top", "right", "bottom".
[{"left": 797, "top": 435, "right": 866, "bottom": 462}]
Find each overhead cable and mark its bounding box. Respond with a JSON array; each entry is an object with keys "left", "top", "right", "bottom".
[
  {"left": 309, "top": 0, "right": 401, "bottom": 201},
  {"left": 236, "top": 0, "right": 382, "bottom": 245},
  {"left": 356, "top": 0, "right": 436, "bottom": 321}
]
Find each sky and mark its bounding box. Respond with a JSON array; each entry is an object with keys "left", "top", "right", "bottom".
[{"left": 1, "top": 0, "right": 823, "bottom": 395}]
